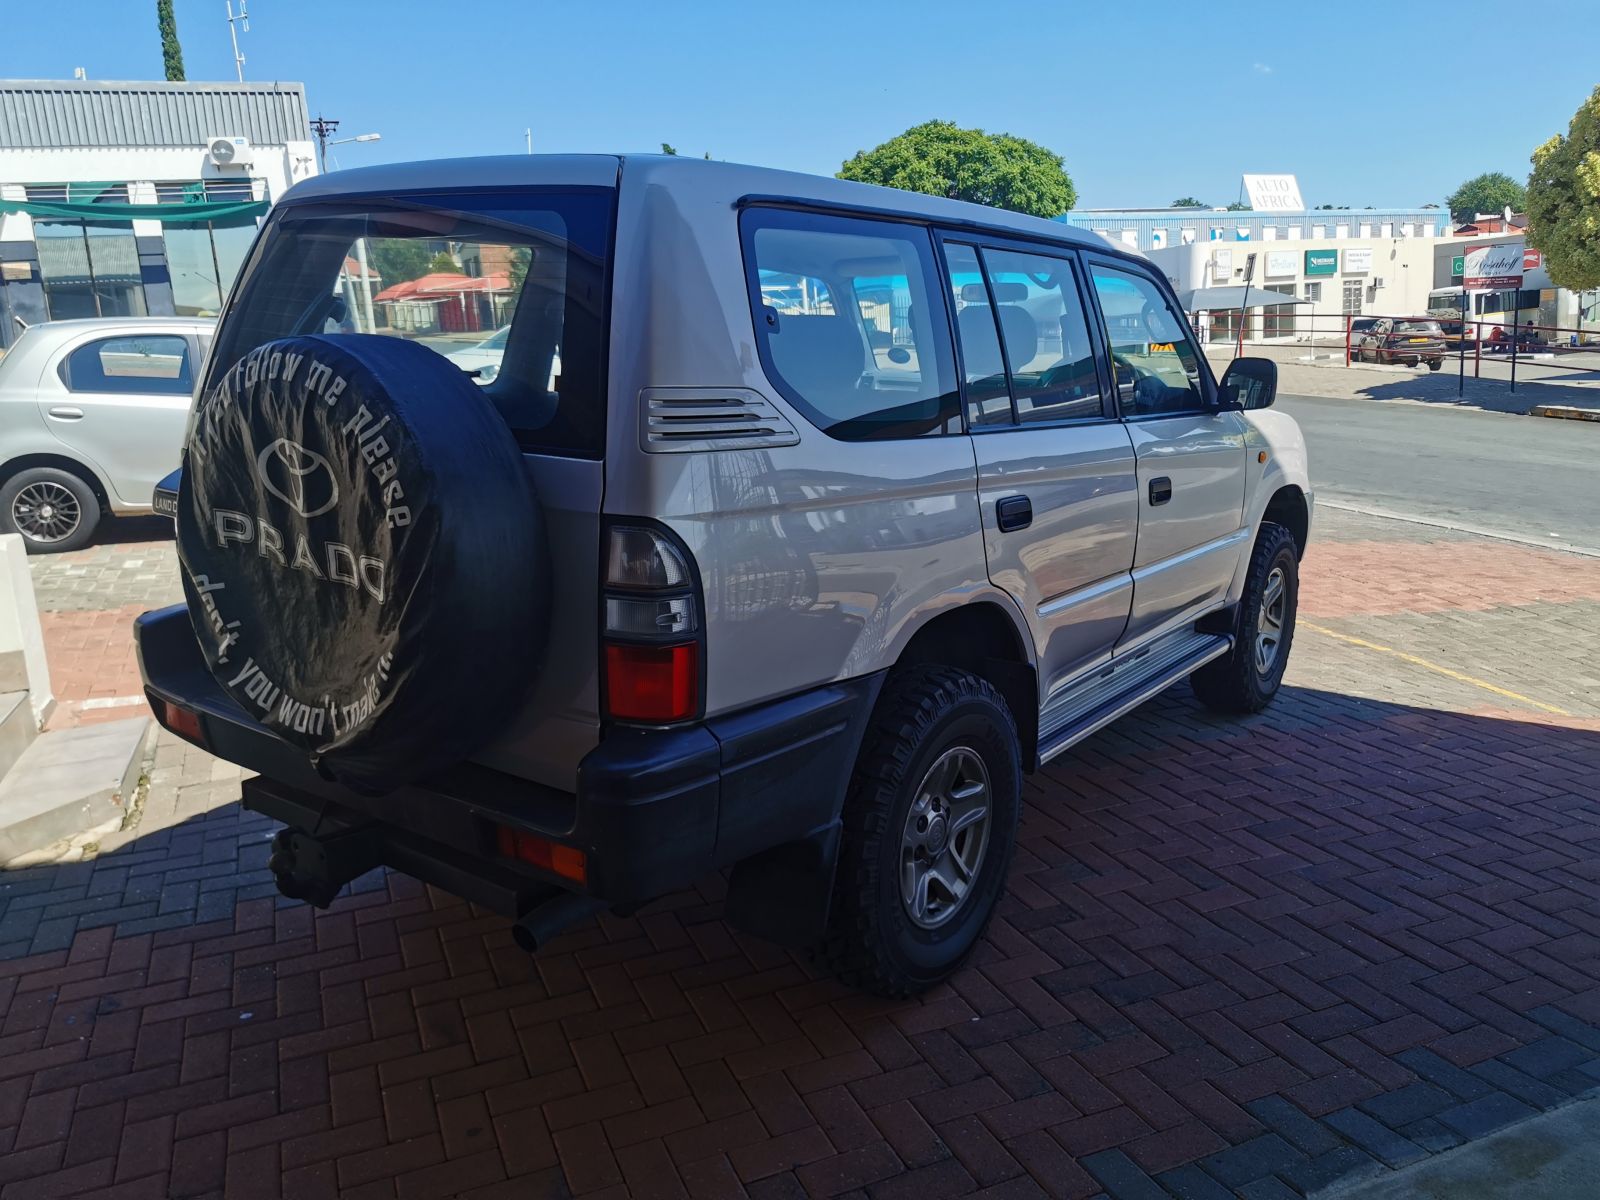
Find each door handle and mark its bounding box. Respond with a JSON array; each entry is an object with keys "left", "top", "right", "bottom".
[
  {"left": 48, "top": 406, "right": 84, "bottom": 420},
  {"left": 1148, "top": 476, "right": 1173, "bottom": 505},
  {"left": 996, "top": 495, "right": 1033, "bottom": 532}
]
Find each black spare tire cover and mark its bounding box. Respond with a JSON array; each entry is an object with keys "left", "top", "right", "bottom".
[{"left": 177, "top": 334, "right": 544, "bottom": 792}]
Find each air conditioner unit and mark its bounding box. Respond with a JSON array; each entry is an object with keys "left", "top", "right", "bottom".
[
  {"left": 1371, "top": 276, "right": 1386, "bottom": 288},
  {"left": 206, "top": 136, "right": 253, "bottom": 168}
]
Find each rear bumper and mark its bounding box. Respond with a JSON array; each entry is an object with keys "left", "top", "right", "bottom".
[{"left": 135, "top": 604, "right": 880, "bottom": 915}]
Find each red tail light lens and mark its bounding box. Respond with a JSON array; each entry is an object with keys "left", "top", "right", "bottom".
[
  {"left": 150, "top": 694, "right": 205, "bottom": 745},
  {"left": 604, "top": 642, "right": 697, "bottom": 722},
  {"left": 495, "top": 825, "right": 587, "bottom": 884}
]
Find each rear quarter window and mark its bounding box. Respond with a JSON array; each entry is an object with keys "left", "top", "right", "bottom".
[{"left": 741, "top": 208, "right": 959, "bottom": 440}]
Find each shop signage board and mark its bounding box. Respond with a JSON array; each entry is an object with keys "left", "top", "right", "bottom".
[
  {"left": 1242, "top": 174, "right": 1306, "bottom": 213},
  {"left": 1304, "top": 249, "right": 1337, "bottom": 276},
  {"left": 1463, "top": 242, "right": 1524, "bottom": 289}
]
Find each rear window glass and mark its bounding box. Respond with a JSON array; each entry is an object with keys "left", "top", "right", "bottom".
[
  {"left": 742, "top": 208, "right": 958, "bottom": 440},
  {"left": 64, "top": 334, "right": 193, "bottom": 395},
  {"left": 1393, "top": 320, "right": 1442, "bottom": 334},
  {"left": 204, "top": 190, "right": 613, "bottom": 457}
]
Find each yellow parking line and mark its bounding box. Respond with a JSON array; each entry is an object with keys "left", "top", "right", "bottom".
[{"left": 1301, "top": 621, "right": 1573, "bottom": 717}]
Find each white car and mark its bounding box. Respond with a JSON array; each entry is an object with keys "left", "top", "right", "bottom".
[
  {"left": 444, "top": 326, "right": 509, "bottom": 380},
  {"left": 0, "top": 317, "right": 212, "bottom": 552},
  {"left": 445, "top": 326, "right": 560, "bottom": 387}
]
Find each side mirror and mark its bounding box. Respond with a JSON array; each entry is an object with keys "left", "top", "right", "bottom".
[{"left": 1219, "top": 357, "right": 1277, "bottom": 411}]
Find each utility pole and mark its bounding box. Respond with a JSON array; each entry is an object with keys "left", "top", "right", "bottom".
[
  {"left": 525, "top": 128, "right": 532, "bottom": 154},
  {"left": 225, "top": 0, "right": 250, "bottom": 82},
  {"left": 309, "top": 115, "right": 339, "bottom": 173}
]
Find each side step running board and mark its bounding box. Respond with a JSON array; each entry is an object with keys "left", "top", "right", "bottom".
[{"left": 1036, "top": 632, "right": 1232, "bottom": 766}]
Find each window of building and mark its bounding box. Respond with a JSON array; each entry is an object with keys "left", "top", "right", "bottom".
[
  {"left": 164, "top": 221, "right": 259, "bottom": 316},
  {"left": 62, "top": 334, "right": 193, "bottom": 395},
  {"left": 1335, "top": 224, "right": 1350, "bottom": 239},
  {"left": 1288, "top": 225, "right": 1302, "bottom": 240},
  {"left": 34, "top": 221, "right": 148, "bottom": 321},
  {"left": 1087, "top": 265, "right": 1205, "bottom": 416},
  {"left": 1382, "top": 223, "right": 1394, "bottom": 237},
  {"left": 1262, "top": 288, "right": 1298, "bottom": 338},
  {"left": 1342, "top": 278, "right": 1364, "bottom": 315},
  {"left": 981, "top": 248, "right": 1103, "bottom": 425},
  {"left": 1303, "top": 281, "right": 1322, "bottom": 303},
  {"left": 1312, "top": 225, "right": 1326, "bottom": 239},
  {"left": 744, "top": 209, "right": 958, "bottom": 440}
]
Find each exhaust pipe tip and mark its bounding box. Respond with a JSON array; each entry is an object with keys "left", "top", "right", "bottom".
[
  {"left": 513, "top": 891, "right": 606, "bottom": 955},
  {"left": 510, "top": 921, "right": 539, "bottom": 954}
]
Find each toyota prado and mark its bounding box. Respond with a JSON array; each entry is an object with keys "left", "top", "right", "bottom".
[{"left": 137, "top": 155, "right": 1312, "bottom": 996}]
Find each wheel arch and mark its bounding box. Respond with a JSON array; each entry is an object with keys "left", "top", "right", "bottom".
[
  {"left": 892, "top": 600, "right": 1039, "bottom": 772},
  {"left": 1262, "top": 484, "right": 1309, "bottom": 559},
  {"left": 0, "top": 453, "right": 112, "bottom": 511}
]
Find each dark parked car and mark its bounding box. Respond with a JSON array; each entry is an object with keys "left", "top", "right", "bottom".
[{"left": 1357, "top": 318, "right": 1447, "bottom": 370}]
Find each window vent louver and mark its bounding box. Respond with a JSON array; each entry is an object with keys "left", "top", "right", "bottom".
[{"left": 640, "top": 389, "right": 800, "bottom": 453}]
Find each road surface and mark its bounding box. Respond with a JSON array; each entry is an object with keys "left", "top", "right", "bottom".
[{"left": 1277, "top": 393, "right": 1600, "bottom": 554}]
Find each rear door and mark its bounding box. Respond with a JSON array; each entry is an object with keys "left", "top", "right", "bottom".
[
  {"left": 1082, "top": 258, "right": 1247, "bottom": 648},
  {"left": 942, "top": 238, "right": 1139, "bottom": 699},
  {"left": 46, "top": 329, "right": 196, "bottom": 507}
]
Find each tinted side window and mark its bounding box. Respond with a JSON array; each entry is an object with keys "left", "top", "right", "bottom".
[
  {"left": 64, "top": 335, "right": 193, "bottom": 396},
  {"left": 943, "top": 243, "right": 1011, "bottom": 427},
  {"left": 1087, "top": 266, "right": 1205, "bottom": 417},
  {"left": 983, "top": 249, "right": 1103, "bottom": 425},
  {"left": 744, "top": 209, "right": 958, "bottom": 440}
]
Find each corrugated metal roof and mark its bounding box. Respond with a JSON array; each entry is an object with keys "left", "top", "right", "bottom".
[{"left": 0, "top": 79, "right": 309, "bottom": 149}]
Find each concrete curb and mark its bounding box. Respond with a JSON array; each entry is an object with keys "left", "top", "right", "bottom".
[{"left": 1530, "top": 405, "right": 1600, "bottom": 422}]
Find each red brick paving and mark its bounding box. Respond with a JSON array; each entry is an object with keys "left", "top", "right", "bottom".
[
  {"left": 38, "top": 604, "right": 150, "bottom": 730},
  {"left": 1300, "top": 539, "right": 1600, "bottom": 618},
  {"left": 2, "top": 517, "right": 1599, "bottom": 1197}
]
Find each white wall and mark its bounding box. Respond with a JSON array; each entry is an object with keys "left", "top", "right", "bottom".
[{"left": 0, "top": 140, "right": 316, "bottom": 242}]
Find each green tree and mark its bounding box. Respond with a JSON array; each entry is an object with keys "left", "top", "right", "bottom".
[
  {"left": 661, "top": 143, "right": 677, "bottom": 156},
  {"left": 1527, "top": 86, "right": 1600, "bottom": 290},
  {"left": 428, "top": 250, "right": 458, "bottom": 273},
  {"left": 364, "top": 240, "right": 431, "bottom": 287},
  {"left": 1170, "top": 197, "right": 1206, "bottom": 208},
  {"left": 838, "top": 121, "right": 1076, "bottom": 218},
  {"left": 1446, "top": 171, "right": 1527, "bottom": 221},
  {"left": 157, "top": 0, "right": 185, "bottom": 81},
  {"left": 1225, "top": 201, "right": 1251, "bottom": 211}
]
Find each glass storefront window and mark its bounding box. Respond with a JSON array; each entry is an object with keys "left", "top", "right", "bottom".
[
  {"left": 164, "top": 221, "right": 261, "bottom": 316},
  {"left": 35, "top": 221, "right": 148, "bottom": 321}
]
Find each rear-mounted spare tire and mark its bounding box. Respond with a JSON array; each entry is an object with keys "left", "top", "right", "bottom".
[{"left": 177, "top": 334, "right": 545, "bottom": 792}]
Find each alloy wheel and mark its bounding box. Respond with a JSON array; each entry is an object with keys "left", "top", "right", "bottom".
[
  {"left": 899, "top": 746, "right": 992, "bottom": 929},
  {"left": 12, "top": 481, "right": 82, "bottom": 545},
  {"left": 1255, "top": 565, "right": 1287, "bottom": 675}
]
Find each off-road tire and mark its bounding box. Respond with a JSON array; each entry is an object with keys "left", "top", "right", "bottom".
[
  {"left": 0, "top": 467, "right": 101, "bottom": 554},
  {"left": 1427, "top": 359, "right": 1443, "bottom": 371},
  {"left": 1191, "top": 522, "right": 1298, "bottom": 714},
  {"left": 819, "top": 665, "right": 1021, "bottom": 998}
]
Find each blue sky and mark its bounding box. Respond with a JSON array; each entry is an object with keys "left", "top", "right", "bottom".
[{"left": 4, "top": 0, "right": 1595, "bottom": 209}]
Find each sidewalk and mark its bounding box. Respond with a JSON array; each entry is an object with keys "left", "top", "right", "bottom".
[
  {"left": 1207, "top": 346, "right": 1600, "bottom": 417},
  {"left": 1, "top": 509, "right": 1597, "bottom": 1198}
]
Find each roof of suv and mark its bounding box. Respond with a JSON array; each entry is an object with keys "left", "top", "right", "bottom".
[{"left": 279, "top": 153, "right": 1109, "bottom": 253}]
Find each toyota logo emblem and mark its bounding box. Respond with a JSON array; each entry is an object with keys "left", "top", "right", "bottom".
[{"left": 256, "top": 438, "right": 339, "bottom": 519}]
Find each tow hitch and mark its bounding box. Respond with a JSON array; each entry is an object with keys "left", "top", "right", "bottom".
[{"left": 267, "top": 825, "right": 384, "bottom": 908}]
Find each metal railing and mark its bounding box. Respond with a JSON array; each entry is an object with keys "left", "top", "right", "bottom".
[{"left": 1194, "top": 310, "right": 1600, "bottom": 397}]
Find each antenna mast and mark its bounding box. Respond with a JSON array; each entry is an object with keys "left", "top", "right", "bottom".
[{"left": 226, "top": 1, "right": 250, "bottom": 82}]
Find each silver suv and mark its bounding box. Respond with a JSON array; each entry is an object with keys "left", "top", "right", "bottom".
[{"left": 137, "top": 156, "right": 1312, "bottom": 996}]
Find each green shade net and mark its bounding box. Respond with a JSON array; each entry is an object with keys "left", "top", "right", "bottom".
[{"left": 0, "top": 181, "right": 266, "bottom": 227}]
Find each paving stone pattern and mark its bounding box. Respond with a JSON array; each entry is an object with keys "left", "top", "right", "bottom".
[{"left": 0, "top": 512, "right": 1596, "bottom": 1198}]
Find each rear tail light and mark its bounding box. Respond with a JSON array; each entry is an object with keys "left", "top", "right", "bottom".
[
  {"left": 149, "top": 693, "right": 205, "bottom": 745},
  {"left": 495, "top": 825, "right": 587, "bottom": 884},
  {"left": 601, "top": 524, "right": 701, "bottom": 723}
]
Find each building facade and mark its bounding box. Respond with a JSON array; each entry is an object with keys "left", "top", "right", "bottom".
[
  {"left": 1058, "top": 206, "right": 1450, "bottom": 254},
  {"left": 0, "top": 79, "right": 316, "bottom": 350}
]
